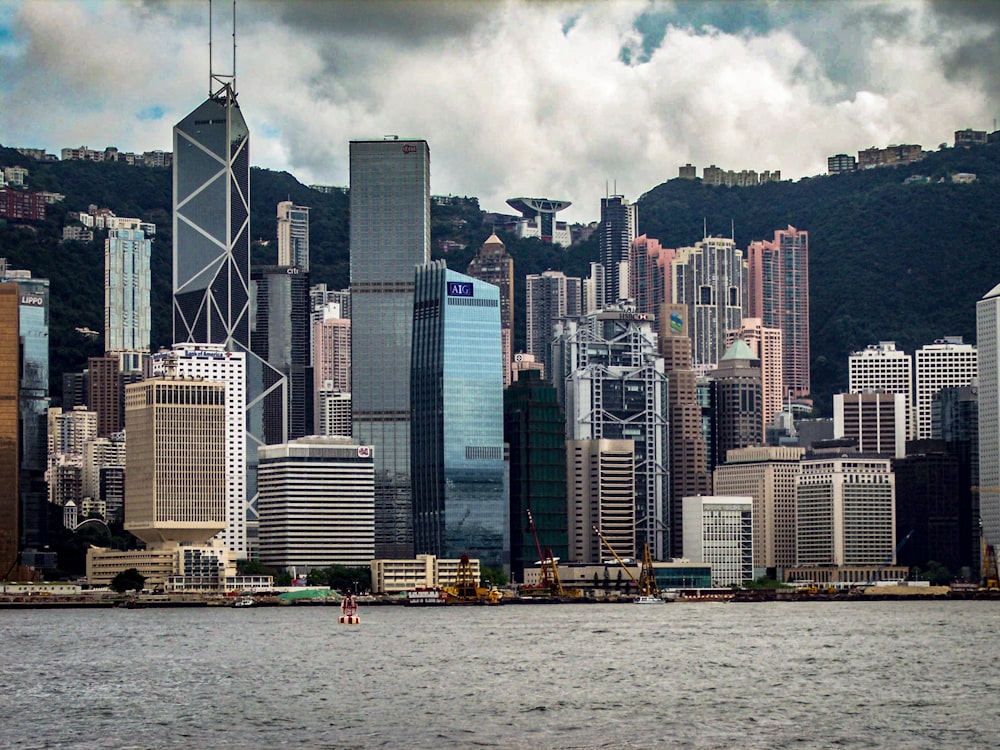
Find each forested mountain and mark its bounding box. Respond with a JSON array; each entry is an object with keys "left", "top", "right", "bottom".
[{"left": 1, "top": 140, "right": 998, "bottom": 415}]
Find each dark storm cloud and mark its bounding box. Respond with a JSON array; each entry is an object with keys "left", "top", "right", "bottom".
[{"left": 929, "top": 0, "right": 1000, "bottom": 102}]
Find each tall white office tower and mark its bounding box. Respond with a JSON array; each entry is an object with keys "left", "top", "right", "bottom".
[
  {"left": 671, "top": 237, "right": 747, "bottom": 373},
  {"left": 105, "top": 228, "right": 151, "bottom": 372},
  {"left": 551, "top": 306, "right": 668, "bottom": 558},
  {"left": 848, "top": 341, "right": 914, "bottom": 439},
  {"left": 977, "top": 285, "right": 1000, "bottom": 547},
  {"left": 915, "top": 336, "right": 977, "bottom": 440},
  {"left": 350, "top": 138, "right": 430, "bottom": 558},
  {"left": 150, "top": 344, "right": 248, "bottom": 559},
  {"left": 525, "top": 270, "right": 582, "bottom": 381},
  {"left": 277, "top": 201, "right": 310, "bottom": 271}
]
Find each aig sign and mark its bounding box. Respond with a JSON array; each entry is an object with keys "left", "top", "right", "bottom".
[{"left": 447, "top": 281, "right": 473, "bottom": 297}]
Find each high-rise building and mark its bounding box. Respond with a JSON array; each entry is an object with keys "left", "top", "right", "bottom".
[
  {"left": 317, "top": 391, "right": 352, "bottom": 438},
  {"left": 87, "top": 356, "right": 122, "bottom": 438},
  {"left": 681, "top": 495, "right": 753, "bottom": 587},
  {"left": 938, "top": 384, "right": 979, "bottom": 573},
  {"left": 672, "top": 237, "right": 747, "bottom": 372},
  {"left": 728, "top": 318, "right": 783, "bottom": 435},
  {"left": 566, "top": 439, "right": 635, "bottom": 564},
  {"left": 150, "top": 344, "right": 248, "bottom": 558},
  {"left": 552, "top": 306, "right": 668, "bottom": 558},
  {"left": 713, "top": 446, "right": 804, "bottom": 576},
  {"left": 747, "top": 226, "right": 809, "bottom": 398},
  {"left": 796, "top": 455, "right": 896, "bottom": 568},
  {"left": 892, "top": 445, "right": 962, "bottom": 573},
  {"left": 467, "top": 233, "right": 514, "bottom": 386},
  {"left": 411, "top": 262, "right": 507, "bottom": 567},
  {"left": 977, "top": 283, "right": 1000, "bottom": 548},
  {"left": 250, "top": 265, "right": 312, "bottom": 442},
  {"left": 105, "top": 228, "right": 151, "bottom": 371},
  {"left": 172, "top": 81, "right": 250, "bottom": 349},
  {"left": 707, "top": 339, "right": 763, "bottom": 470},
  {"left": 82, "top": 433, "right": 126, "bottom": 523},
  {"left": 914, "top": 336, "right": 977, "bottom": 440},
  {"left": 849, "top": 341, "right": 914, "bottom": 439},
  {"left": 1, "top": 260, "right": 50, "bottom": 553},
  {"left": 276, "top": 201, "right": 310, "bottom": 271},
  {"left": 258, "top": 436, "right": 374, "bottom": 572},
  {"left": 583, "top": 262, "right": 605, "bottom": 314},
  {"left": 504, "top": 370, "right": 567, "bottom": 581},
  {"left": 833, "top": 392, "right": 907, "bottom": 458},
  {"left": 599, "top": 195, "right": 637, "bottom": 308},
  {"left": 0, "top": 284, "right": 19, "bottom": 577},
  {"left": 628, "top": 235, "right": 674, "bottom": 328},
  {"left": 525, "top": 270, "right": 581, "bottom": 381},
  {"left": 350, "top": 138, "right": 430, "bottom": 558},
  {"left": 659, "top": 303, "right": 712, "bottom": 558},
  {"left": 124, "top": 377, "right": 227, "bottom": 546}
]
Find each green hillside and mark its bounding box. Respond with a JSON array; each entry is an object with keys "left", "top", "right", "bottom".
[{"left": 1, "top": 140, "right": 998, "bottom": 414}]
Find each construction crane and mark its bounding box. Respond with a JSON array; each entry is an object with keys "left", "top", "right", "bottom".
[
  {"left": 520, "top": 509, "right": 565, "bottom": 597},
  {"left": 592, "top": 525, "right": 652, "bottom": 596},
  {"left": 969, "top": 491, "right": 1000, "bottom": 591}
]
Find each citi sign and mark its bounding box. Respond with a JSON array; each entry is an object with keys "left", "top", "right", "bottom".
[
  {"left": 447, "top": 282, "right": 474, "bottom": 297},
  {"left": 402, "top": 143, "right": 417, "bottom": 154}
]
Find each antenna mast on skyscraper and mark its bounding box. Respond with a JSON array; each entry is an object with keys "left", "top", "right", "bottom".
[{"left": 208, "top": 0, "right": 238, "bottom": 97}]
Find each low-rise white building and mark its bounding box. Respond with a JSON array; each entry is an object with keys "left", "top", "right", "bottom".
[{"left": 682, "top": 495, "right": 753, "bottom": 587}]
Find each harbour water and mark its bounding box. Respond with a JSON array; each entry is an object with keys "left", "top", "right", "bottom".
[{"left": 2, "top": 600, "right": 999, "bottom": 749}]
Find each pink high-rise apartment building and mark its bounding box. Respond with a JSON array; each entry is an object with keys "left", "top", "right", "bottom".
[
  {"left": 728, "top": 318, "right": 783, "bottom": 436},
  {"left": 747, "top": 226, "right": 809, "bottom": 399},
  {"left": 628, "top": 235, "right": 674, "bottom": 330},
  {"left": 314, "top": 317, "right": 351, "bottom": 393}
]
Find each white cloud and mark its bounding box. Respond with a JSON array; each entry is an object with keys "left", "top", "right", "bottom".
[{"left": 0, "top": 0, "right": 995, "bottom": 225}]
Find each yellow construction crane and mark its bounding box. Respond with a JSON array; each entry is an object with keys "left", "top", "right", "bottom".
[
  {"left": 969, "top": 490, "right": 1000, "bottom": 590},
  {"left": 592, "top": 526, "right": 660, "bottom": 598}
]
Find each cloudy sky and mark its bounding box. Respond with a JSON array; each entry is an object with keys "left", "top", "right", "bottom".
[{"left": 0, "top": 0, "right": 996, "bottom": 223}]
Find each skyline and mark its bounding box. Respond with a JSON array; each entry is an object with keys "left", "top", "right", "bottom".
[{"left": 1, "top": 0, "right": 997, "bottom": 223}]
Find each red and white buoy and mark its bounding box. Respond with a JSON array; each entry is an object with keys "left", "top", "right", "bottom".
[{"left": 339, "top": 594, "right": 360, "bottom": 624}]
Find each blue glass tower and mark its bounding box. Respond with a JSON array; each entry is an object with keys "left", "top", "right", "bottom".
[
  {"left": 411, "top": 262, "right": 508, "bottom": 568},
  {"left": 105, "top": 228, "right": 151, "bottom": 371}
]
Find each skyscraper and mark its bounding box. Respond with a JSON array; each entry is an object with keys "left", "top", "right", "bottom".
[
  {"left": 834, "top": 392, "right": 907, "bottom": 458},
  {"left": 466, "top": 233, "right": 514, "bottom": 386},
  {"left": 411, "top": 262, "right": 507, "bottom": 567},
  {"left": 124, "top": 377, "right": 227, "bottom": 546},
  {"left": 87, "top": 356, "right": 122, "bottom": 438},
  {"left": 525, "top": 270, "right": 581, "bottom": 381},
  {"left": 0, "top": 284, "right": 19, "bottom": 578},
  {"left": 566, "top": 438, "right": 635, "bottom": 564},
  {"left": 629, "top": 235, "right": 674, "bottom": 328},
  {"left": 708, "top": 339, "right": 763, "bottom": 470},
  {"left": 504, "top": 370, "right": 567, "bottom": 581},
  {"left": 914, "top": 336, "right": 977, "bottom": 440},
  {"left": 105, "top": 227, "right": 151, "bottom": 371},
  {"left": 172, "top": 81, "right": 250, "bottom": 349},
  {"left": 848, "top": 341, "right": 914, "bottom": 439},
  {"left": 552, "top": 306, "right": 668, "bottom": 558},
  {"left": 659, "top": 303, "right": 712, "bottom": 558},
  {"left": 150, "top": 344, "right": 248, "bottom": 558},
  {"left": 727, "top": 318, "right": 783, "bottom": 435},
  {"left": 599, "top": 195, "right": 637, "bottom": 308},
  {"left": 350, "top": 138, "right": 430, "bottom": 558},
  {"left": 0, "top": 260, "right": 50, "bottom": 553},
  {"left": 250, "top": 265, "right": 311, "bottom": 442},
  {"left": 747, "top": 226, "right": 810, "bottom": 398},
  {"left": 672, "top": 237, "right": 747, "bottom": 372},
  {"left": 977, "top": 284, "right": 1000, "bottom": 547},
  {"left": 276, "top": 201, "right": 310, "bottom": 271}
]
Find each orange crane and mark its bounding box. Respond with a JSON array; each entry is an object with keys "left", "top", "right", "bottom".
[{"left": 592, "top": 525, "right": 650, "bottom": 596}]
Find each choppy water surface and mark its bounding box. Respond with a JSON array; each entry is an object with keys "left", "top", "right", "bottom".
[{"left": 2, "top": 600, "right": 998, "bottom": 749}]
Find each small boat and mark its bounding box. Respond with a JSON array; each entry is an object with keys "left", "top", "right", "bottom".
[
  {"left": 405, "top": 587, "right": 448, "bottom": 606},
  {"left": 233, "top": 596, "right": 255, "bottom": 608},
  {"left": 635, "top": 595, "right": 665, "bottom": 605}
]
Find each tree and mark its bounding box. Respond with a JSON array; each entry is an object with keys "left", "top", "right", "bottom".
[
  {"left": 111, "top": 568, "right": 146, "bottom": 594},
  {"left": 480, "top": 565, "right": 508, "bottom": 587}
]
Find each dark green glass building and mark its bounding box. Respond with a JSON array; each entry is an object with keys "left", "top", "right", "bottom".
[{"left": 504, "top": 370, "right": 567, "bottom": 583}]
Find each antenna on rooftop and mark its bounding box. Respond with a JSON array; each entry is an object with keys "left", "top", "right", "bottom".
[
  {"left": 703, "top": 217, "right": 707, "bottom": 239},
  {"left": 731, "top": 219, "right": 735, "bottom": 240},
  {"left": 208, "top": 0, "right": 238, "bottom": 96}
]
